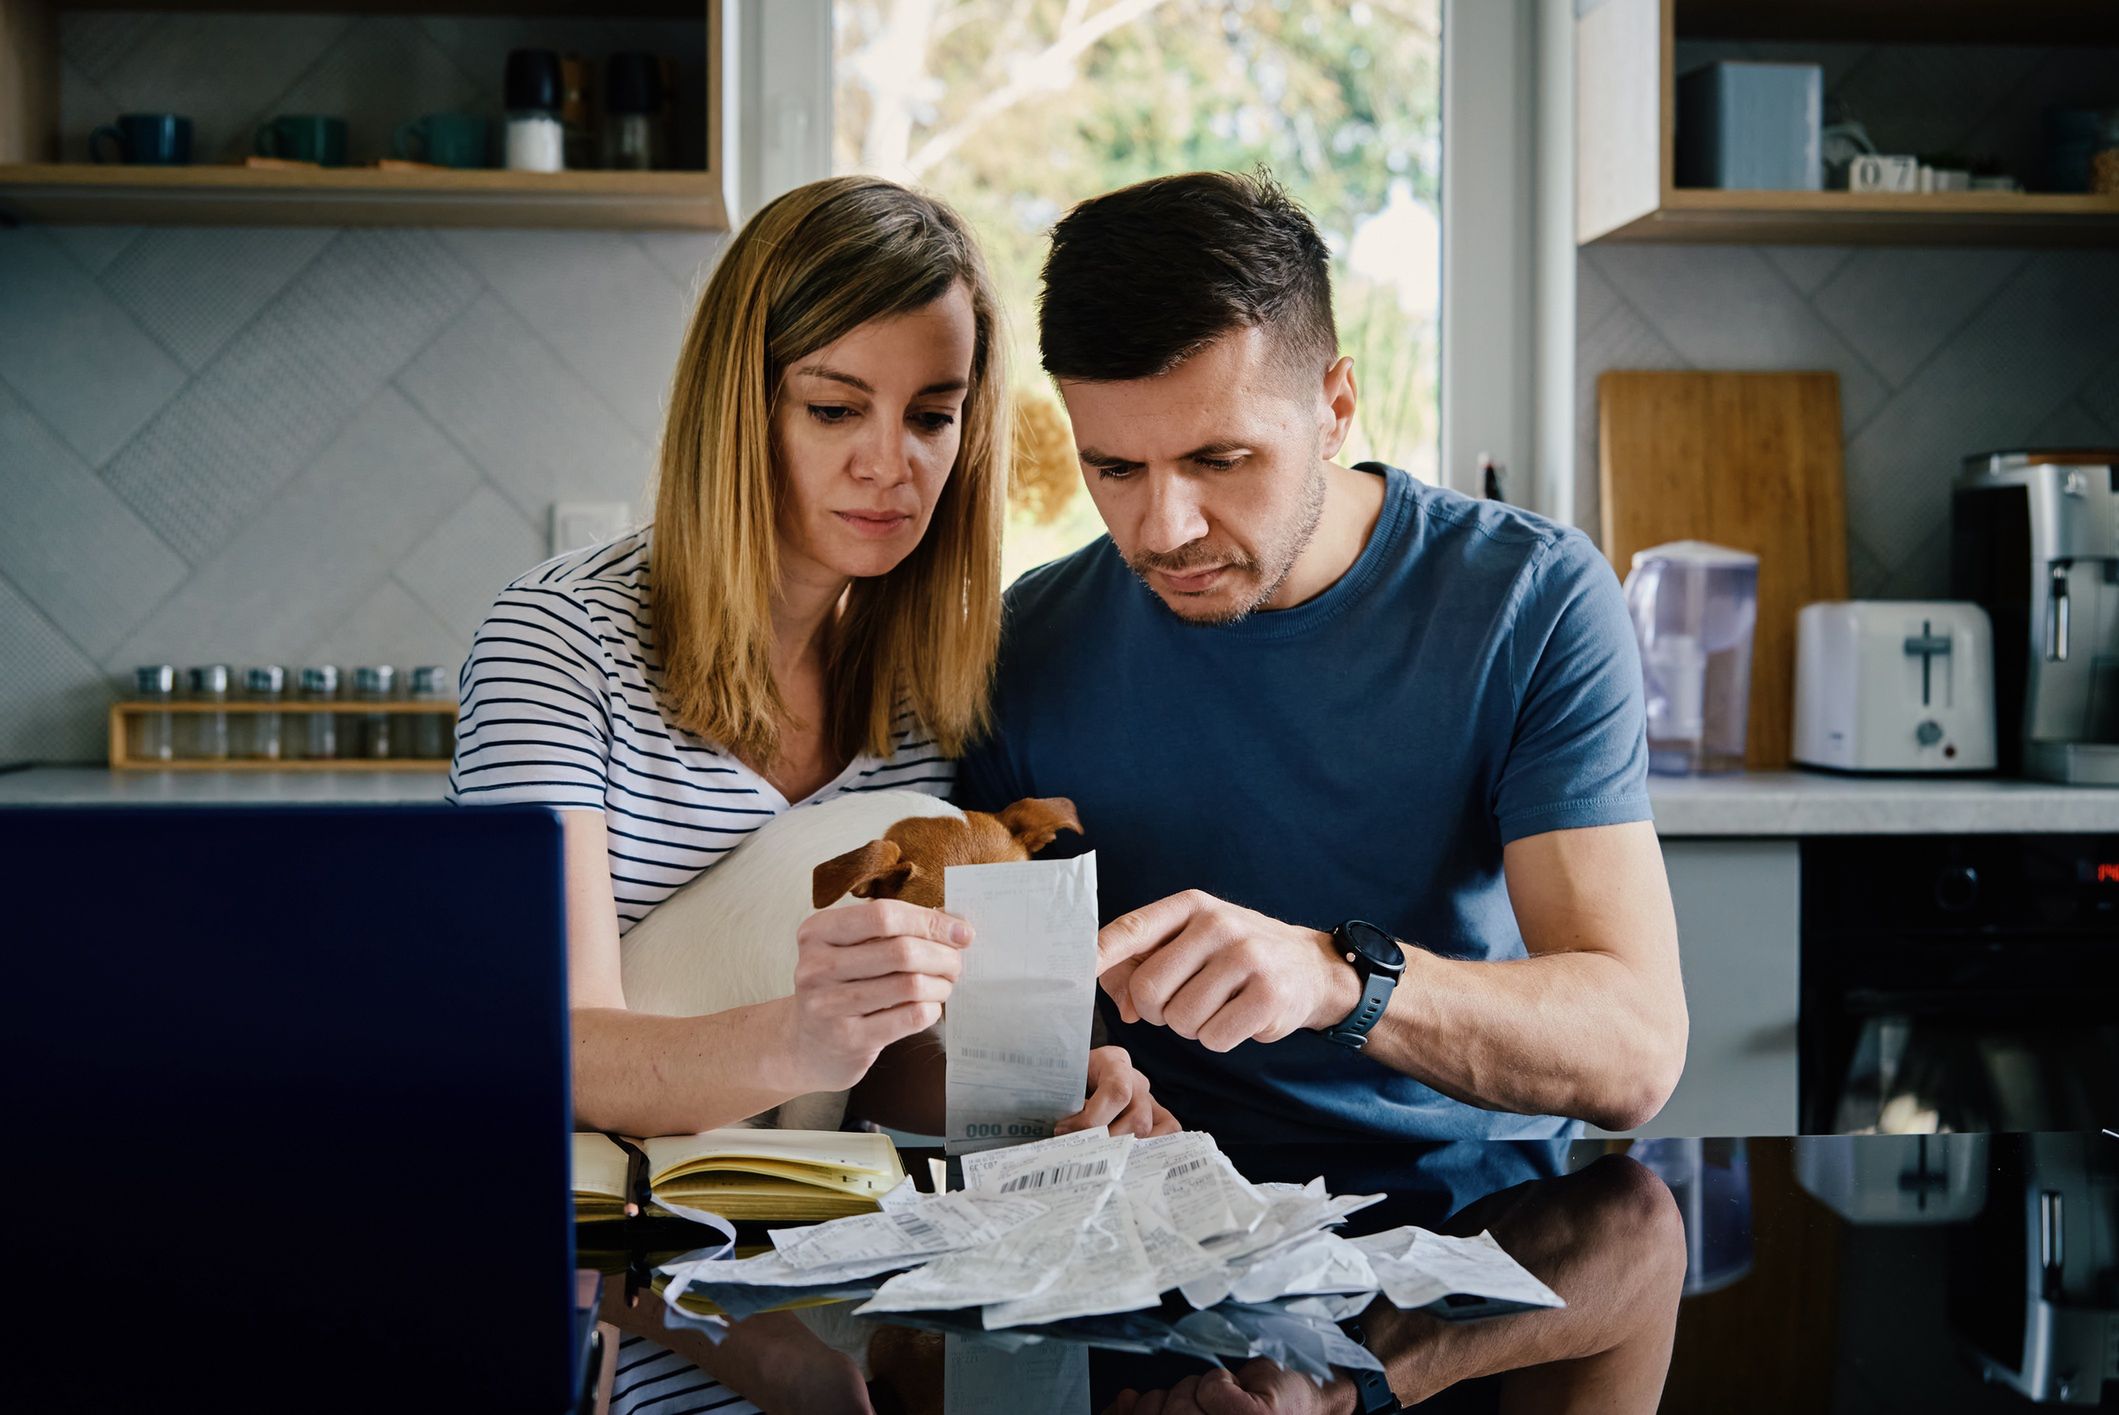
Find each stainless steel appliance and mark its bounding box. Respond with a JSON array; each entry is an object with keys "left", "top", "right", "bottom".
[
  {"left": 1951, "top": 449, "right": 2119, "bottom": 785},
  {"left": 1793, "top": 1133, "right": 2118, "bottom": 1407},
  {"left": 1951, "top": 1133, "right": 2118, "bottom": 1407}
]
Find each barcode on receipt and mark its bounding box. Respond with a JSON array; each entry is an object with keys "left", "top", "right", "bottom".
[
  {"left": 956, "top": 1046, "right": 1067, "bottom": 1071},
  {"left": 999, "top": 1158, "right": 1112, "bottom": 1192},
  {"left": 891, "top": 1213, "right": 941, "bottom": 1244}
]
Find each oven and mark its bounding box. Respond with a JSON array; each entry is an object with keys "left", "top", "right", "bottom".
[{"left": 1800, "top": 833, "right": 2119, "bottom": 1135}]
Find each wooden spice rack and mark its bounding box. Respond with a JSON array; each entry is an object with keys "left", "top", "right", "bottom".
[{"left": 108, "top": 699, "right": 457, "bottom": 772}]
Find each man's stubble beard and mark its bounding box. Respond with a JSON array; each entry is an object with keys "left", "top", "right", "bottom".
[{"left": 1127, "top": 458, "right": 1330, "bottom": 627}]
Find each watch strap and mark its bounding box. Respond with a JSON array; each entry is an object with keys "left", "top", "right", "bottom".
[
  {"left": 1337, "top": 1319, "right": 1399, "bottom": 1413},
  {"left": 1325, "top": 965, "right": 1396, "bottom": 1048}
]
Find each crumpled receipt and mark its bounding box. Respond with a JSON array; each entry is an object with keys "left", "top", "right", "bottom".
[
  {"left": 942, "top": 853, "right": 1101, "bottom": 1154},
  {"left": 1349, "top": 1226, "right": 1566, "bottom": 1313}
]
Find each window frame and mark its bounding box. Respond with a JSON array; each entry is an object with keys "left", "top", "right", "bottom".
[{"left": 739, "top": 0, "right": 1552, "bottom": 511}]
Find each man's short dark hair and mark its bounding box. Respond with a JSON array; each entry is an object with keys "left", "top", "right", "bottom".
[{"left": 1037, "top": 169, "right": 1337, "bottom": 384}]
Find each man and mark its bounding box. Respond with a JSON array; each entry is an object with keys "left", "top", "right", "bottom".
[{"left": 954, "top": 170, "right": 1685, "bottom": 1142}]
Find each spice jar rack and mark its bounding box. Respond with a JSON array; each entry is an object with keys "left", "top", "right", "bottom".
[{"left": 107, "top": 699, "right": 457, "bottom": 772}]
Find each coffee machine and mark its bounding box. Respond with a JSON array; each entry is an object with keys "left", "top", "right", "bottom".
[{"left": 1951, "top": 450, "right": 2118, "bottom": 784}]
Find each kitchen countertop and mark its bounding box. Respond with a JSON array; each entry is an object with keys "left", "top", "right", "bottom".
[
  {"left": 2, "top": 765, "right": 2113, "bottom": 835},
  {"left": 0, "top": 764, "right": 449, "bottom": 805},
  {"left": 1644, "top": 769, "right": 2117, "bottom": 837}
]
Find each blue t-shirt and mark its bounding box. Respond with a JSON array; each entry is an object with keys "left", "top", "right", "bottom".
[{"left": 953, "top": 463, "right": 1652, "bottom": 1143}]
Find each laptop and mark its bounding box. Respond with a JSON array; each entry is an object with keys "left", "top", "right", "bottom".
[{"left": 1, "top": 805, "right": 583, "bottom": 1411}]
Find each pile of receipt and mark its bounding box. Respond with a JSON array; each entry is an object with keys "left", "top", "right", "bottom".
[{"left": 656, "top": 1127, "right": 1562, "bottom": 1376}]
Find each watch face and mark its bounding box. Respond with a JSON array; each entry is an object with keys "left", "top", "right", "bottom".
[{"left": 1341, "top": 920, "right": 1405, "bottom": 975}]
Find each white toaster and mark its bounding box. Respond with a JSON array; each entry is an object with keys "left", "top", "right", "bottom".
[{"left": 1793, "top": 601, "right": 1997, "bottom": 773}]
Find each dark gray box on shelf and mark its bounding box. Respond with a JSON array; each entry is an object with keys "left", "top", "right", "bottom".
[{"left": 1676, "top": 60, "right": 1823, "bottom": 190}]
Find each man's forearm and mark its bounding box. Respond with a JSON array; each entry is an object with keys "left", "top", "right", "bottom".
[
  {"left": 1363, "top": 1156, "right": 1686, "bottom": 1409},
  {"left": 1349, "top": 945, "right": 1684, "bottom": 1131}
]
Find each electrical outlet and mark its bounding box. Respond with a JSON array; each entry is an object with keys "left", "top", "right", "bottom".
[{"left": 549, "top": 502, "right": 635, "bottom": 557}]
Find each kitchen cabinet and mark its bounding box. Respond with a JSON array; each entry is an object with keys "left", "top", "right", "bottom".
[{"left": 1595, "top": 837, "right": 1802, "bottom": 1139}]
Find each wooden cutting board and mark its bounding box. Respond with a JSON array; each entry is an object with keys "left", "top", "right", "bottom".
[{"left": 1598, "top": 371, "right": 1848, "bottom": 770}]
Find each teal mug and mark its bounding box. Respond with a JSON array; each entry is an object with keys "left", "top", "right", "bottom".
[
  {"left": 255, "top": 114, "right": 347, "bottom": 166},
  {"left": 91, "top": 113, "right": 192, "bottom": 164},
  {"left": 392, "top": 113, "right": 489, "bottom": 169}
]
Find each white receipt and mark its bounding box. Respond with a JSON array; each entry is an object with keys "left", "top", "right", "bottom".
[
  {"left": 1124, "top": 1132, "right": 1269, "bottom": 1244},
  {"left": 966, "top": 1130, "right": 1135, "bottom": 1197},
  {"left": 1349, "top": 1227, "right": 1565, "bottom": 1312},
  {"left": 858, "top": 1179, "right": 1112, "bottom": 1315},
  {"left": 960, "top": 1125, "right": 1112, "bottom": 1191},
  {"left": 1225, "top": 1231, "right": 1379, "bottom": 1303},
  {"left": 983, "top": 1187, "right": 1164, "bottom": 1328},
  {"left": 768, "top": 1191, "right": 1046, "bottom": 1271},
  {"left": 943, "top": 854, "right": 1101, "bottom": 1154}
]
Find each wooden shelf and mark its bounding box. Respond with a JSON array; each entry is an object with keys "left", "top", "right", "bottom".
[
  {"left": 1595, "top": 190, "right": 2119, "bottom": 246},
  {"left": 1673, "top": 0, "right": 2119, "bottom": 46},
  {"left": 0, "top": 0, "right": 725, "bottom": 229},
  {"left": 59, "top": 1, "right": 698, "bottom": 15},
  {"left": 1576, "top": 0, "right": 2119, "bottom": 247},
  {"left": 0, "top": 161, "right": 727, "bottom": 228},
  {"left": 114, "top": 700, "right": 460, "bottom": 714},
  {"left": 110, "top": 758, "right": 453, "bottom": 772}
]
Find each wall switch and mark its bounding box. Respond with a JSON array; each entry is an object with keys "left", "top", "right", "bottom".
[{"left": 549, "top": 502, "right": 635, "bottom": 557}]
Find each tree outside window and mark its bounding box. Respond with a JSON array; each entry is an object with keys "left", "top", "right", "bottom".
[{"left": 836, "top": 0, "right": 1441, "bottom": 583}]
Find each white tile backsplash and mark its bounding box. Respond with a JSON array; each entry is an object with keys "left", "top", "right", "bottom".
[
  {"left": 102, "top": 387, "right": 483, "bottom": 672},
  {"left": 99, "top": 227, "right": 336, "bottom": 372},
  {"left": 0, "top": 226, "right": 189, "bottom": 468},
  {"left": 0, "top": 383, "right": 187, "bottom": 661},
  {"left": 1578, "top": 243, "right": 2119, "bottom": 599},
  {"left": 393, "top": 485, "right": 547, "bottom": 640},
  {"left": 0, "top": 576, "right": 112, "bottom": 763},
  {"left": 393, "top": 292, "right": 657, "bottom": 527}
]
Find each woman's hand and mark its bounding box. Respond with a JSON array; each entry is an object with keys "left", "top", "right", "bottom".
[
  {"left": 1057, "top": 1044, "right": 1181, "bottom": 1137},
  {"left": 784, "top": 899, "right": 972, "bottom": 1093}
]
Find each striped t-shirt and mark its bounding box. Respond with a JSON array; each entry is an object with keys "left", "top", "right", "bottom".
[{"left": 445, "top": 525, "right": 956, "bottom": 934}]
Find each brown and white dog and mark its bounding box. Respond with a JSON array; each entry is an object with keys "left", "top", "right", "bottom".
[{"left": 618, "top": 788, "right": 1081, "bottom": 1131}]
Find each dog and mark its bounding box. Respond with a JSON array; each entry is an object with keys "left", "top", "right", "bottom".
[
  {"left": 618, "top": 788, "right": 1082, "bottom": 1131},
  {"left": 809, "top": 795, "right": 1081, "bottom": 910}
]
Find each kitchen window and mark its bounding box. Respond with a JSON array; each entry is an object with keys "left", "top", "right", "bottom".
[
  {"left": 832, "top": 0, "right": 1441, "bottom": 581},
  {"left": 734, "top": 0, "right": 1539, "bottom": 572}
]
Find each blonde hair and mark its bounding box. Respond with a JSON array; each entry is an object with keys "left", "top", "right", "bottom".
[{"left": 650, "top": 176, "right": 1010, "bottom": 767}]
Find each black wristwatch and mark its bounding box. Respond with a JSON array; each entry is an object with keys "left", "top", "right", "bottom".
[
  {"left": 1337, "top": 1316, "right": 1400, "bottom": 1413},
  {"left": 1322, "top": 920, "right": 1405, "bottom": 1049}
]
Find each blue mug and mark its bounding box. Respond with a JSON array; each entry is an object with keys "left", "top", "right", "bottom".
[{"left": 91, "top": 113, "right": 192, "bottom": 165}]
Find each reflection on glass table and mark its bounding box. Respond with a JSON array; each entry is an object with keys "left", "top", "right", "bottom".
[{"left": 581, "top": 1132, "right": 2115, "bottom": 1413}]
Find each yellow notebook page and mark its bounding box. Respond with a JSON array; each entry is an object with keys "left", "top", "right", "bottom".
[{"left": 641, "top": 1129, "right": 901, "bottom": 1193}]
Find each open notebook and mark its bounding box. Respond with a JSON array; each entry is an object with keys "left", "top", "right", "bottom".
[{"left": 573, "top": 1129, "right": 905, "bottom": 1223}]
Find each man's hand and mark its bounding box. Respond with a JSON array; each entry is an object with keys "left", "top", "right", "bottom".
[
  {"left": 1104, "top": 1362, "right": 1358, "bottom": 1415},
  {"left": 1057, "top": 1044, "right": 1182, "bottom": 1136},
  {"left": 1097, "top": 890, "right": 1360, "bottom": 1052}
]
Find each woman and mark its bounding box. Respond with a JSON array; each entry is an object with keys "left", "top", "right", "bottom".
[{"left": 448, "top": 176, "right": 1169, "bottom": 1412}]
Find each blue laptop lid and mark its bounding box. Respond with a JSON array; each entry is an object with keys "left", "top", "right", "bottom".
[{"left": 2, "top": 804, "right": 576, "bottom": 1410}]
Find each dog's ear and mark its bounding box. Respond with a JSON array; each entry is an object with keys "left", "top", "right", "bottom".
[
  {"left": 813, "top": 840, "right": 917, "bottom": 908},
  {"left": 997, "top": 797, "right": 1083, "bottom": 855}
]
